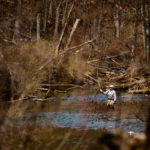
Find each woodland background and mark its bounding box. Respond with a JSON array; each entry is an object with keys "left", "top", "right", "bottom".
[
  {"left": 0, "top": 1, "right": 150, "bottom": 150},
  {"left": 0, "top": 0, "right": 150, "bottom": 100}
]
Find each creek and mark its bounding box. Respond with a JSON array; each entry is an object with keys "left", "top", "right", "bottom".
[{"left": 4, "top": 88, "right": 150, "bottom": 132}]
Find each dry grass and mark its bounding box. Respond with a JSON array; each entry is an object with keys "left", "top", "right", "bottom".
[
  {"left": 0, "top": 123, "right": 147, "bottom": 150},
  {"left": 0, "top": 41, "right": 57, "bottom": 99}
]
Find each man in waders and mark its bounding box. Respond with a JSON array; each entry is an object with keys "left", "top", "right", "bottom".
[{"left": 100, "top": 85, "right": 116, "bottom": 108}]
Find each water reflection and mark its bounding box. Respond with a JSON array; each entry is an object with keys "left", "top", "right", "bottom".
[
  {"left": 5, "top": 112, "right": 145, "bottom": 132},
  {"left": 49, "top": 93, "right": 150, "bottom": 103},
  {"left": 4, "top": 90, "right": 150, "bottom": 133}
]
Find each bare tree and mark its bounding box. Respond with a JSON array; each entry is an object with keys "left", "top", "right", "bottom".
[
  {"left": 49, "top": 0, "right": 53, "bottom": 19},
  {"left": 141, "top": 2, "right": 150, "bottom": 61},
  {"left": 98, "top": 0, "right": 104, "bottom": 34},
  {"left": 37, "top": 13, "right": 40, "bottom": 42},
  {"left": 131, "top": 2, "right": 139, "bottom": 62},
  {"left": 12, "top": 0, "right": 22, "bottom": 42},
  {"left": 55, "top": 2, "right": 75, "bottom": 56},
  {"left": 145, "top": 3, "right": 150, "bottom": 61},
  {"left": 54, "top": 2, "right": 61, "bottom": 39},
  {"left": 43, "top": 0, "right": 47, "bottom": 32},
  {"left": 30, "top": 0, "right": 36, "bottom": 36},
  {"left": 66, "top": 18, "right": 80, "bottom": 48},
  {"left": 114, "top": 2, "right": 120, "bottom": 38},
  {"left": 62, "top": 0, "right": 69, "bottom": 26}
]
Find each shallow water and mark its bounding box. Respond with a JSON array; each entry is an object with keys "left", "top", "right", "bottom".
[
  {"left": 50, "top": 92, "right": 150, "bottom": 103},
  {"left": 5, "top": 112, "right": 145, "bottom": 132},
  {"left": 4, "top": 89, "right": 150, "bottom": 132}
]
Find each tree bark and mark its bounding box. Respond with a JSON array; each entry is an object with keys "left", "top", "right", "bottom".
[
  {"left": 114, "top": 3, "right": 120, "bottom": 38},
  {"left": 49, "top": 0, "right": 53, "bottom": 18},
  {"left": 37, "top": 13, "right": 40, "bottom": 42},
  {"left": 142, "top": 2, "right": 150, "bottom": 61},
  {"left": 98, "top": 0, "right": 104, "bottom": 34},
  {"left": 12, "top": 0, "right": 22, "bottom": 42},
  {"left": 54, "top": 2, "right": 61, "bottom": 39},
  {"left": 145, "top": 3, "right": 150, "bottom": 61},
  {"left": 131, "top": 3, "right": 139, "bottom": 62},
  {"left": 146, "top": 24, "right": 150, "bottom": 61},
  {"left": 62, "top": 0, "right": 69, "bottom": 26},
  {"left": 93, "top": 15, "right": 97, "bottom": 35},
  {"left": 30, "top": 0, "right": 36, "bottom": 37},
  {"left": 66, "top": 19, "right": 80, "bottom": 48},
  {"left": 55, "top": 2, "right": 74, "bottom": 56},
  {"left": 83, "top": 0, "right": 87, "bottom": 40},
  {"left": 141, "top": 2, "right": 147, "bottom": 58},
  {"left": 43, "top": 0, "right": 47, "bottom": 32}
]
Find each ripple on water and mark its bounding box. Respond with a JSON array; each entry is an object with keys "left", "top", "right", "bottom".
[
  {"left": 5, "top": 112, "right": 145, "bottom": 132},
  {"left": 50, "top": 93, "right": 150, "bottom": 103}
]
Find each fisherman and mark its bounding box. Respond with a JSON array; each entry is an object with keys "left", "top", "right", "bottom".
[{"left": 100, "top": 85, "right": 117, "bottom": 108}]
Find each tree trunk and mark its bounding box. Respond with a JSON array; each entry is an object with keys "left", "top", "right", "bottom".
[
  {"left": 43, "top": 0, "right": 47, "bottom": 32},
  {"left": 12, "top": 0, "right": 22, "bottom": 42},
  {"left": 146, "top": 24, "right": 150, "bottom": 61},
  {"left": 131, "top": 3, "right": 139, "bottom": 62},
  {"left": 37, "top": 13, "right": 40, "bottom": 42},
  {"left": 93, "top": 15, "right": 97, "bottom": 35},
  {"left": 141, "top": 3, "right": 147, "bottom": 58},
  {"left": 83, "top": 0, "right": 87, "bottom": 40},
  {"left": 142, "top": 2, "right": 150, "bottom": 61},
  {"left": 0, "top": 53, "right": 11, "bottom": 101},
  {"left": 145, "top": 3, "right": 150, "bottom": 61},
  {"left": 49, "top": 0, "right": 53, "bottom": 18},
  {"left": 62, "top": 0, "right": 69, "bottom": 26},
  {"left": 55, "top": 2, "right": 74, "bottom": 56},
  {"left": 54, "top": 2, "right": 61, "bottom": 39},
  {"left": 30, "top": 0, "right": 36, "bottom": 37},
  {"left": 98, "top": 1, "right": 104, "bottom": 34},
  {"left": 66, "top": 19, "right": 80, "bottom": 48},
  {"left": 114, "top": 3, "right": 120, "bottom": 38}
]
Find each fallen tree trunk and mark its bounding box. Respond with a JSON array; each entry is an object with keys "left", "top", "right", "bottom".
[
  {"left": 38, "top": 39, "right": 95, "bottom": 71},
  {"left": 128, "top": 89, "right": 150, "bottom": 94},
  {"left": 66, "top": 18, "right": 80, "bottom": 48}
]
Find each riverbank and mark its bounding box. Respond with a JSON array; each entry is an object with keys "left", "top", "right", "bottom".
[
  {"left": 0, "top": 39, "right": 150, "bottom": 101},
  {"left": 0, "top": 124, "right": 147, "bottom": 150}
]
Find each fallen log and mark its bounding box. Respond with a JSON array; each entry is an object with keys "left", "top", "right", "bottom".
[
  {"left": 38, "top": 39, "right": 95, "bottom": 72},
  {"left": 128, "top": 89, "right": 150, "bottom": 94},
  {"left": 36, "top": 88, "right": 49, "bottom": 91},
  {"left": 40, "top": 83, "right": 83, "bottom": 88},
  {"left": 84, "top": 74, "right": 98, "bottom": 83},
  {"left": 66, "top": 18, "right": 80, "bottom": 48}
]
